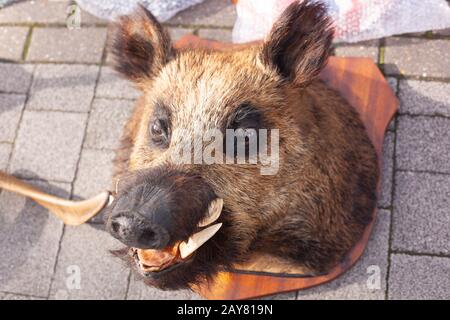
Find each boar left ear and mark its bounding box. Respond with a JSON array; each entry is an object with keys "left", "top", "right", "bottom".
[
  {"left": 111, "top": 5, "right": 173, "bottom": 84},
  {"left": 260, "top": 0, "right": 333, "bottom": 87}
]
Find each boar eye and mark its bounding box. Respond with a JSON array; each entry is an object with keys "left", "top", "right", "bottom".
[
  {"left": 227, "top": 103, "right": 263, "bottom": 132},
  {"left": 225, "top": 103, "right": 263, "bottom": 159},
  {"left": 150, "top": 118, "right": 169, "bottom": 147},
  {"left": 229, "top": 103, "right": 262, "bottom": 130}
]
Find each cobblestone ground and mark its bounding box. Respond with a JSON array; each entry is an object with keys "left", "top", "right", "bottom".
[{"left": 0, "top": 0, "right": 449, "bottom": 300}]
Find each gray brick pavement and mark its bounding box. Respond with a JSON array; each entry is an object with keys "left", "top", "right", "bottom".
[
  {"left": 0, "top": 63, "right": 34, "bottom": 93},
  {"left": 384, "top": 38, "right": 450, "bottom": 78},
  {"left": 96, "top": 66, "right": 139, "bottom": 100},
  {"left": 9, "top": 110, "right": 87, "bottom": 182},
  {"left": 0, "top": 93, "right": 26, "bottom": 143},
  {"left": 396, "top": 116, "right": 450, "bottom": 173},
  {"left": 27, "top": 27, "right": 107, "bottom": 63},
  {"left": 167, "top": 0, "right": 236, "bottom": 28},
  {"left": 0, "top": 0, "right": 71, "bottom": 24},
  {"left": 85, "top": 98, "right": 134, "bottom": 150},
  {"left": 0, "top": 26, "right": 29, "bottom": 60},
  {"left": 0, "top": 180, "right": 68, "bottom": 297},
  {"left": 49, "top": 224, "right": 129, "bottom": 300},
  {"left": 0, "top": 143, "right": 11, "bottom": 170},
  {"left": 379, "top": 132, "right": 394, "bottom": 208},
  {"left": 399, "top": 80, "right": 450, "bottom": 117},
  {"left": 27, "top": 64, "right": 99, "bottom": 112},
  {"left": 388, "top": 254, "right": 450, "bottom": 299},
  {"left": 393, "top": 171, "right": 450, "bottom": 255},
  {"left": 73, "top": 148, "right": 115, "bottom": 223},
  {"left": 334, "top": 40, "right": 379, "bottom": 62}
]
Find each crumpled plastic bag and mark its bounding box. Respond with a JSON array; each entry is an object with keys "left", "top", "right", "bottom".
[
  {"left": 0, "top": 0, "right": 18, "bottom": 8},
  {"left": 232, "top": 0, "right": 450, "bottom": 43},
  {"left": 75, "top": 0, "right": 205, "bottom": 22}
]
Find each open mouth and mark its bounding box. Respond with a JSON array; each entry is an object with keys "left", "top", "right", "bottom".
[{"left": 130, "top": 198, "right": 223, "bottom": 274}]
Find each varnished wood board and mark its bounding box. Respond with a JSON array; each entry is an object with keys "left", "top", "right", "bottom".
[{"left": 174, "top": 35, "right": 398, "bottom": 300}]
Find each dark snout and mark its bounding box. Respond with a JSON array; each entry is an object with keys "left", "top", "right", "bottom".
[
  {"left": 108, "top": 211, "right": 170, "bottom": 249},
  {"left": 106, "top": 170, "right": 216, "bottom": 250}
]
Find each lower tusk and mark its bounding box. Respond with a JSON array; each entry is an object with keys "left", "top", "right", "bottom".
[{"left": 179, "top": 223, "right": 222, "bottom": 259}]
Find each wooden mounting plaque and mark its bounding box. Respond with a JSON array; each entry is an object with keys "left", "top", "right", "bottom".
[{"left": 174, "top": 35, "right": 398, "bottom": 300}]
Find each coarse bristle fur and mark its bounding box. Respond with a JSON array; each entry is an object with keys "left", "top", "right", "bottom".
[{"left": 107, "top": 0, "right": 378, "bottom": 290}]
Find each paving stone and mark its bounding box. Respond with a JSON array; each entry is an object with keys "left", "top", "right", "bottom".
[
  {"left": 0, "top": 180, "right": 68, "bottom": 297},
  {"left": 0, "top": 0, "right": 70, "bottom": 24},
  {"left": 0, "top": 26, "right": 29, "bottom": 61},
  {"left": 127, "top": 274, "right": 202, "bottom": 300},
  {"left": 9, "top": 110, "right": 87, "bottom": 182},
  {"left": 96, "top": 66, "right": 139, "bottom": 100},
  {"left": 432, "top": 28, "right": 450, "bottom": 36},
  {"left": 378, "top": 132, "right": 394, "bottom": 208},
  {"left": 168, "top": 0, "right": 236, "bottom": 28},
  {"left": 49, "top": 224, "right": 129, "bottom": 300},
  {"left": 297, "top": 210, "right": 390, "bottom": 300},
  {"left": 392, "top": 171, "right": 450, "bottom": 255},
  {"left": 0, "top": 0, "right": 105, "bottom": 25},
  {"left": 198, "top": 28, "right": 232, "bottom": 42},
  {"left": 399, "top": 80, "right": 450, "bottom": 117},
  {"left": 168, "top": 27, "right": 195, "bottom": 42},
  {"left": 385, "top": 77, "right": 398, "bottom": 131},
  {"left": 334, "top": 40, "right": 379, "bottom": 62},
  {"left": 0, "top": 292, "right": 44, "bottom": 300},
  {"left": 27, "top": 64, "right": 98, "bottom": 112},
  {"left": 0, "top": 93, "right": 26, "bottom": 143},
  {"left": 386, "top": 77, "right": 398, "bottom": 95},
  {"left": 78, "top": 6, "right": 109, "bottom": 25},
  {"left": 0, "top": 63, "right": 34, "bottom": 93},
  {"left": 396, "top": 116, "right": 450, "bottom": 173},
  {"left": 85, "top": 98, "right": 134, "bottom": 150},
  {"left": 73, "top": 148, "right": 115, "bottom": 198},
  {"left": 27, "top": 27, "right": 107, "bottom": 63},
  {"left": 0, "top": 143, "right": 11, "bottom": 170},
  {"left": 73, "top": 148, "right": 115, "bottom": 223},
  {"left": 384, "top": 38, "right": 450, "bottom": 77},
  {"left": 388, "top": 254, "right": 450, "bottom": 300},
  {"left": 386, "top": 115, "right": 396, "bottom": 132}
]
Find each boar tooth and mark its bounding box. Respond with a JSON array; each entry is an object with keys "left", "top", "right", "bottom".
[
  {"left": 198, "top": 198, "right": 223, "bottom": 227},
  {"left": 107, "top": 194, "right": 115, "bottom": 206},
  {"left": 179, "top": 223, "right": 222, "bottom": 259}
]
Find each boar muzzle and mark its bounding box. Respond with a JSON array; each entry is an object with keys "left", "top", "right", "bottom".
[
  {"left": 107, "top": 183, "right": 172, "bottom": 249},
  {"left": 106, "top": 171, "right": 217, "bottom": 252}
]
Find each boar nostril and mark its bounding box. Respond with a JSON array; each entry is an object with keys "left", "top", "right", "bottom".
[
  {"left": 111, "top": 221, "right": 121, "bottom": 234},
  {"left": 138, "top": 228, "right": 156, "bottom": 246},
  {"left": 108, "top": 214, "right": 169, "bottom": 249}
]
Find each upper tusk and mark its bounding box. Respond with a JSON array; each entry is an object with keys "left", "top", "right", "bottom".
[
  {"left": 179, "top": 223, "right": 222, "bottom": 259},
  {"left": 198, "top": 198, "right": 223, "bottom": 227}
]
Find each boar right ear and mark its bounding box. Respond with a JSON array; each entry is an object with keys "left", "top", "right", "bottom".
[
  {"left": 260, "top": 0, "right": 333, "bottom": 87},
  {"left": 111, "top": 5, "right": 173, "bottom": 84}
]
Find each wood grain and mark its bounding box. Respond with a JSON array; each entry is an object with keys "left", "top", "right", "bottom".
[{"left": 175, "top": 35, "right": 398, "bottom": 300}]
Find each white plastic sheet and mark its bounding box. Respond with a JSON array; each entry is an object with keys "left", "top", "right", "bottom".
[{"left": 232, "top": 0, "right": 450, "bottom": 43}]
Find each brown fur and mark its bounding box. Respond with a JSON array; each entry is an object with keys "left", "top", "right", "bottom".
[{"left": 107, "top": 1, "right": 378, "bottom": 289}]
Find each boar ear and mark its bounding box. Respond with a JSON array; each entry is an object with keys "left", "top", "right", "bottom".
[
  {"left": 111, "top": 5, "right": 173, "bottom": 83},
  {"left": 261, "top": 0, "right": 333, "bottom": 87}
]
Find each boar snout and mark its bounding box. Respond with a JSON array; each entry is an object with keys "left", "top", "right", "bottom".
[
  {"left": 108, "top": 211, "right": 170, "bottom": 249},
  {"left": 106, "top": 170, "right": 217, "bottom": 251}
]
